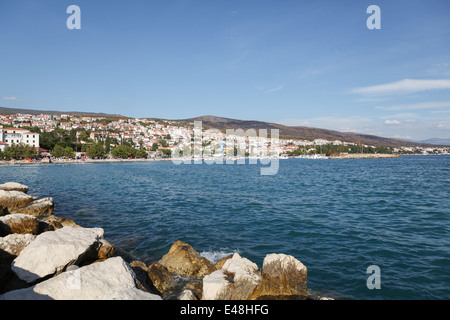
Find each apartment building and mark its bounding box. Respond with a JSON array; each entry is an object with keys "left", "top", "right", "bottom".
[{"left": 0, "top": 127, "right": 40, "bottom": 151}]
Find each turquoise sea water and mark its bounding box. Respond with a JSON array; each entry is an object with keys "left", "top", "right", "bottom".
[{"left": 1, "top": 156, "right": 449, "bottom": 299}]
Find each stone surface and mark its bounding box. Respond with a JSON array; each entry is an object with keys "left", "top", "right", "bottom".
[
  {"left": 0, "top": 234, "right": 35, "bottom": 261},
  {"left": 0, "top": 257, "right": 162, "bottom": 300},
  {"left": 10, "top": 197, "right": 54, "bottom": 216},
  {"left": 178, "top": 289, "right": 198, "bottom": 300},
  {"left": 0, "top": 214, "right": 40, "bottom": 236},
  {"left": 0, "top": 183, "right": 29, "bottom": 194},
  {"left": 147, "top": 261, "right": 178, "bottom": 296},
  {"left": 159, "top": 240, "right": 216, "bottom": 279},
  {"left": 202, "top": 253, "right": 261, "bottom": 300},
  {"left": 214, "top": 254, "right": 233, "bottom": 270},
  {"left": 11, "top": 226, "right": 104, "bottom": 283},
  {"left": 250, "top": 253, "right": 307, "bottom": 299},
  {"left": 0, "top": 190, "right": 34, "bottom": 212}
]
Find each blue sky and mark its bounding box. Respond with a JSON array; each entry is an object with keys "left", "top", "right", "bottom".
[{"left": 1, "top": 0, "right": 450, "bottom": 140}]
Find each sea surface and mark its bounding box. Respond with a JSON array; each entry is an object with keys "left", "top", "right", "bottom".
[{"left": 1, "top": 156, "right": 449, "bottom": 300}]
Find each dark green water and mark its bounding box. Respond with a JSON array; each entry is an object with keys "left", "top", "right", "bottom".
[{"left": 1, "top": 156, "right": 449, "bottom": 299}]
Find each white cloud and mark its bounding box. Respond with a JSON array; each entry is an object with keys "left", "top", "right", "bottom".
[
  {"left": 376, "top": 101, "right": 450, "bottom": 111},
  {"left": 352, "top": 79, "right": 450, "bottom": 95},
  {"left": 260, "top": 84, "right": 285, "bottom": 93},
  {"left": 384, "top": 120, "right": 401, "bottom": 125},
  {"left": 3, "top": 96, "right": 18, "bottom": 101}
]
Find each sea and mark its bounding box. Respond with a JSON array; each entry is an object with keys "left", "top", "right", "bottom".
[{"left": 1, "top": 155, "right": 449, "bottom": 300}]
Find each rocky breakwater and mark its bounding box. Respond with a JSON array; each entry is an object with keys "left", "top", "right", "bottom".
[
  {"left": 0, "top": 182, "right": 161, "bottom": 300},
  {"left": 0, "top": 182, "right": 331, "bottom": 300}
]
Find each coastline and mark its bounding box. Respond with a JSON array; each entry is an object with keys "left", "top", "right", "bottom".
[{"left": 0, "top": 153, "right": 405, "bottom": 166}]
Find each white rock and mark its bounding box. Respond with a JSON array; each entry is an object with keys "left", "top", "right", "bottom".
[
  {"left": 178, "top": 289, "right": 198, "bottom": 300},
  {"left": 202, "top": 253, "right": 261, "bottom": 300},
  {"left": 0, "top": 257, "right": 162, "bottom": 300},
  {"left": 0, "top": 190, "right": 34, "bottom": 211},
  {"left": 10, "top": 197, "right": 54, "bottom": 216},
  {"left": 11, "top": 226, "right": 104, "bottom": 283},
  {"left": 0, "top": 182, "right": 29, "bottom": 194},
  {"left": 0, "top": 233, "right": 35, "bottom": 256},
  {"left": 263, "top": 253, "right": 307, "bottom": 273},
  {"left": 202, "top": 269, "right": 230, "bottom": 300}
]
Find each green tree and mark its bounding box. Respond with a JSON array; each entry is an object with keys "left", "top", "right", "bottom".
[
  {"left": 3, "top": 143, "right": 39, "bottom": 160},
  {"left": 150, "top": 143, "right": 159, "bottom": 151},
  {"left": 136, "top": 148, "right": 148, "bottom": 158},
  {"left": 52, "top": 144, "right": 66, "bottom": 158},
  {"left": 87, "top": 142, "right": 106, "bottom": 159},
  {"left": 160, "top": 149, "right": 172, "bottom": 157},
  {"left": 111, "top": 145, "right": 137, "bottom": 158}
]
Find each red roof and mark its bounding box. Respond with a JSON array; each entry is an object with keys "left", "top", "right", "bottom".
[
  {"left": 0, "top": 141, "right": 7, "bottom": 145},
  {"left": 1, "top": 127, "right": 27, "bottom": 131}
]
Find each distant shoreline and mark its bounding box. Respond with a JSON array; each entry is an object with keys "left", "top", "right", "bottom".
[{"left": 1, "top": 153, "right": 448, "bottom": 166}]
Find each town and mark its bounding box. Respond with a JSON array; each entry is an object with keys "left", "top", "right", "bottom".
[{"left": 0, "top": 112, "right": 449, "bottom": 162}]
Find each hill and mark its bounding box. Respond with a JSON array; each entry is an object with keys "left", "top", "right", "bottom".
[{"left": 184, "top": 115, "right": 435, "bottom": 148}]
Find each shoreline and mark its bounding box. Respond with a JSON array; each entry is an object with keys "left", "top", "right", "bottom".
[{"left": 2, "top": 153, "right": 448, "bottom": 166}]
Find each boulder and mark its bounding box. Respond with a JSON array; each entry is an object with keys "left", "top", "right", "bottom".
[
  {"left": 202, "top": 253, "right": 261, "bottom": 300},
  {"left": 11, "top": 226, "right": 104, "bottom": 283},
  {"left": 0, "top": 257, "right": 162, "bottom": 300},
  {"left": 0, "top": 214, "right": 40, "bottom": 236},
  {"left": 214, "top": 254, "right": 233, "bottom": 270},
  {"left": 42, "top": 215, "right": 81, "bottom": 229},
  {"left": 0, "top": 183, "right": 29, "bottom": 194},
  {"left": 0, "top": 190, "right": 34, "bottom": 213},
  {"left": 159, "top": 241, "right": 216, "bottom": 279},
  {"left": 147, "top": 261, "right": 178, "bottom": 296},
  {"left": 0, "top": 234, "right": 35, "bottom": 264},
  {"left": 96, "top": 239, "right": 115, "bottom": 262},
  {"left": 178, "top": 289, "right": 198, "bottom": 300},
  {"left": 250, "top": 253, "right": 307, "bottom": 299},
  {"left": 10, "top": 197, "right": 54, "bottom": 216}
]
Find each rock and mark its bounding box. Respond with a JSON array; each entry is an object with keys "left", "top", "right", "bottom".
[
  {"left": 96, "top": 239, "right": 115, "bottom": 262},
  {"left": 214, "top": 254, "right": 233, "bottom": 270},
  {"left": 202, "top": 253, "right": 261, "bottom": 300},
  {"left": 159, "top": 241, "right": 216, "bottom": 279},
  {"left": 10, "top": 197, "right": 54, "bottom": 216},
  {"left": 0, "top": 234, "right": 35, "bottom": 264},
  {"left": 0, "top": 264, "right": 13, "bottom": 294},
  {"left": 38, "top": 215, "right": 81, "bottom": 233},
  {"left": 147, "top": 261, "right": 178, "bottom": 296},
  {"left": 0, "top": 257, "right": 162, "bottom": 300},
  {"left": 11, "top": 226, "right": 104, "bottom": 283},
  {"left": 0, "top": 183, "right": 29, "bottom": 194},
  {"left": 250, "top": 253, "right": 307, "bottom": 299},
  {"left": 0, "top": 214, "right": 40, "bottom": 236},
  {"left": 178, "top": 289, "right": 198, "bottom": 300},
  {"left": 42, "top": 215, "right": 81, "bottom": 228},
  {"left": 0, "top": 190, "right": 34, "bottom": 213}
]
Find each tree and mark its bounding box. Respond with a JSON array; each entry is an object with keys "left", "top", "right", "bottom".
[
  {"left": 104, "top": 136, "right": 111, "bottom": 154},
  {"left": 136, "top": 148, "right": 148, "bottom": 158},
  {"left": 3, "top": 143, "right": 39, "bottom": 160},
  {"left": 160, "top": 149, "right": 172, "bottom": 157},
  {"left": 87, "top": 142, "right": 105, "bottom": 159},
  {"left": 150, "top": 143, "right": 159, "bottom": 151},
  {"left": 111, "top": 145, "right": 137, "bottom": 158}
]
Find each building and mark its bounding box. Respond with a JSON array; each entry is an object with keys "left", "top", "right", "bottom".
[{"left": 0, "top": 128, "right": 40, "bottom": 149}]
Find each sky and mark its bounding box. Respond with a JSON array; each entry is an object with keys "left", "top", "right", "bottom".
[{"left": 1, "top": 0, "right": 450, "bottom": 141}]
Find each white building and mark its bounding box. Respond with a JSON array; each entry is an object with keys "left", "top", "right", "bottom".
[{"left": 0, "top": 127, "right": 40, "bottom": 150}]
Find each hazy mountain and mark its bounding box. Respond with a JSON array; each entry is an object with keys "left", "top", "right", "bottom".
[
  {"left": 0, "top": 106, "right": 123, "bottom": 117},
  {"left": 416, "top": 138, "right": 450, "bottom": 146}
]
